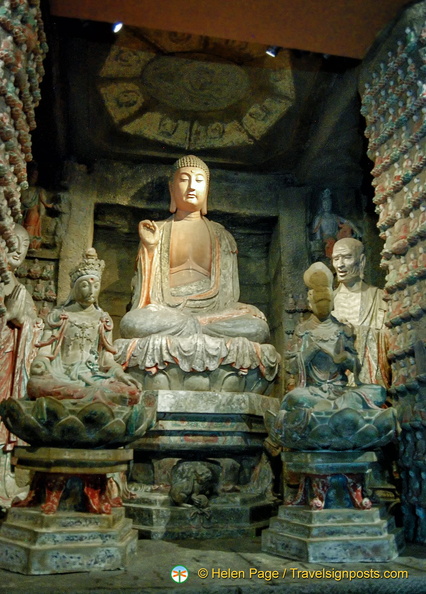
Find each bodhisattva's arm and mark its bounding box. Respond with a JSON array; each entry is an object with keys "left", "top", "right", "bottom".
[{"left": 99, "top": 317, "right": 141, "bottom": 390}]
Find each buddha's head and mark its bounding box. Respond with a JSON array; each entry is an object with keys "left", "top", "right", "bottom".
[
  {"left": 68, "top": 248, "right": 105, "bottom": 308},
  {"left": 303, "top": 262, "right": 334, "bottom": 320},
  {"left": 169, "top": 155, "right": 210, "bottom": 215},
  {"left": 332, "top": 238, "right": 365, "bottom": 286},
  {"left": 7, "top": 224, "right": 30, "bottom": 272}
]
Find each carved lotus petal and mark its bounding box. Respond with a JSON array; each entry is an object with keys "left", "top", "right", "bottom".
[
  {"left": 32, "top": 396, "right": 68, "bottom": 427},
  {"left": 96, "top": 419, "right": 126, "bottom": 444},
  {"left": 52, "top": 416, "right": 87, "bottom": 444},
  {"left": 77, "top": 402, "right": 115, "bottom": 430},
  {"left": 307, "top": 423, "right": 335, "bottom": 448},
  {"left": 125, "top": 403, "right": 146, "bottom": 435},
  {"left": 329, "top": 408, "right": 365, "bottom": 437},
  {"left": 373, "top": 407, "right": 397, "bottom": 434},
  {"left": 351, "top": 424, "right": 380, "bottom": 448},
  {"left": 0, "top": 399, "right": 49, "bottom": 444}
]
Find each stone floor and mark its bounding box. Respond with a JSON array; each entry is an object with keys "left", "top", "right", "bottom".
[{"left": 0, "top": 536, "right": 425, "bottom": 593}]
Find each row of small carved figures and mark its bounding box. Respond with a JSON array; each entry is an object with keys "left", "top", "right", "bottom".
[
  {"left": 284, "top": 293, "right": 309, "bottom": 314},
  {"left": 379, "top": 209, "right": 426, "bottom": 256},
  {"left": 376, "top": 183, "right": 425, "bottom": 230},
  {"left": 368, "top": 114, "right": 426, "bottom": 178},
  {"left": 387, "top": 320, "right": 424, "bottom": 361},
  {"left": 383, "top": 245, "right": 426, "bottom": 291},
  {"left": 365, "top": 97, "right": 426, "bottom": 158},
  {"left": 399, "top": 468, "right": 426, "bottom": 510},
  {"left": 385, "top": 279, "right": 426, "bottom": 328},
  {"left": 362, "top": 25, "right": 425, "bottom": 102},
  {"left": 389, "top": 355, "right": 424, "bottom": 395},
  {"left": 370, "top": 114, "right": 426, "bottom": 178},
  {"left": 15, "top": 258, "right": 54, "bottom": 280},
  {"left": 21, "top": 277, "right": 56, "bottom": 302},
  {"left": 364, "top": 79, "right": 424, "bottom": 137},
  {"left": 371, "top": 148, "right": 426, "bottom": 206}
]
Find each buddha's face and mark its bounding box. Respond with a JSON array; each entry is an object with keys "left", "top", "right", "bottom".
[
  {"left": 308, "top": 287, "right": 333, "bottom": 320},
  {"left": 332, "top": 242, "right": 364, "bottom": 285},
  {"left": 169, "top": 166, "right": 208, "bottom": 214},
  {"left": 73, "top": 275, "right": 100, "bottom": 307},
  {"left": 7, "top": 225, "right": 30, "bottom": 271}
]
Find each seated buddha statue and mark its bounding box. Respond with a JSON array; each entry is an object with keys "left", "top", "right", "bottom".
[{"left": 120, "top": 155, "right": 269, "bottom": 343}]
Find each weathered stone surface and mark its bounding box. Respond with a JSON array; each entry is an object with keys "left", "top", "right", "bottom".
[
  {"left": 125, "top": 490, "right": 278, "bottom": 540},
  {"left": 13, "top": 446, "right": 132, "bottom": 475},
  {"left": 262, "top": 509, "right": 404, "bottom": 562},
  {"left": 0, "top": 508, "right": 137, "bottom": 574}
]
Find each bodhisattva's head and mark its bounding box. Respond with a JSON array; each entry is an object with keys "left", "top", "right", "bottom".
[
  {"left": 332, "top": 238, "right": 365, "bottom": 286},
  {"left": 68, "top": 248, "right": 105, "bottom": 308},
  {"left": 303, "top": 262, "right": 334, "bottom": 320},
  {"left": 7, "top": 224, "right": 30, "bottom": 271},
  {"left": 169, "top": 155, "right": 210, "bottom": 215}
]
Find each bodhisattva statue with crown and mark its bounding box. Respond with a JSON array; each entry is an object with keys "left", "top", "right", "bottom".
[
  {"left": 28, "top": 248, "right": 141, "bottom": 405},
  {"left": 116, "top": 155, "right": 279, "bottom": 392}
]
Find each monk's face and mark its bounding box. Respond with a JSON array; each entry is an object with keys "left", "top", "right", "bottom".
[
  {"left": 170, "top": 166, "right": 208, "bottom": 213},
  {"left": 332, "top": 243, "right": 364, "bottom": 285},
  {"left": 7, "top": 225, "right": 30, "bottom": 271},
  {"left": 73, "top": 275, "right": 100, "bottom": 307}
]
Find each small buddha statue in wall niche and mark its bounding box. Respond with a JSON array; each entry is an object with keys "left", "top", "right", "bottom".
[
  {"left": 332, "top": 238, "right": 390, "bottom": 388},
  {"left": 309, "top": 189, "right": 361, "bottom": 263},
  {"left": 120, "top": 155, "right": 269, "bottom": 343}
]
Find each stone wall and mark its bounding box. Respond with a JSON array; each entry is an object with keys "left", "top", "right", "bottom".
[
  {"left": 0, "top": 0, "right": 47, "bottom": 313},
  {"left": 359, "top": 1, "right": 426, "bottom": 543}
]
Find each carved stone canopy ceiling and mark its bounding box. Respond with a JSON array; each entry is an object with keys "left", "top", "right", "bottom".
[
  {"left": 97, "top": 28, "right": 295, "bottom": 158},
  {"left": 55, "top": 20, "right": 344, "bottom": 169}
]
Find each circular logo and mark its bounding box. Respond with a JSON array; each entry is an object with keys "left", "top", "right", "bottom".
[{"left": 171, "top": 565, "right": 189, "bottom": 583}]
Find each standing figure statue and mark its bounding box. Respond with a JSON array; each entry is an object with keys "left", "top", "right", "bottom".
[
  {"left": 120, "top": 154, "right": 269, "bottom": 343},
  {"left": 0, "top": 224, "right": 42, "bottom": 506},
  {"left": 28, "top": 248, "right": 141, "bottom": 405},
  {"left": 331, "top": 238, "right": 390, "bottom": 388},
  {"left": 310, "top": 189, "right": 361, "bottom": 262},
  {"left": 0, "top": 224, "right": 40, "bottom": 448}
]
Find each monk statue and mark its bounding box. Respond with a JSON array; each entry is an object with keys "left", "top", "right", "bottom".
[
  {"left": 28, "top": 248, "right": 141, "bottom": 405},
  {"left": 281, "top": 262, "right": 386, "bottom": 413},
  {"left": 120, "top": 154, "right": 269, "bottom": 343},
  {"left": 331, "top": 238, "right": 390, "bottom": 388}
]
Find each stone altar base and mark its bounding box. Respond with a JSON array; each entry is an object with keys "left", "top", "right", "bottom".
[
  {"left": 261, "top": 450, "right": 404, "bottom": 562},
  {"left": 262, "top": 506, "right": 404, "bottom": 563},
  {"left": 0, "top": 447, "right": 138, "bottom": 574},
  {"left": 0, "top": 507, "right": 137, "bottom": 575},
  {"left": 125, "top": 491, "right": 278, "bottom": 540},
  {"left": 126, "top": 390, "right": 281, "bottom": 539}
]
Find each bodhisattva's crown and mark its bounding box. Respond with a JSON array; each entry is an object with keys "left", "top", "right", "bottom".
[
  {"left": 69, "top": 248, "right": 105, "bottom": 285},
  {"left": 171, "top": 154, "right": 210, "bottom": 182}
]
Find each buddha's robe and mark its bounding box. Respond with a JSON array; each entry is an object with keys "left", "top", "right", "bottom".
[{"left": 120, "top": 216, "right": 269, "bottom": 343}]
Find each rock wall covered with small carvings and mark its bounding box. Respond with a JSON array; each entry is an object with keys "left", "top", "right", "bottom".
[
  {"left": 0, "top": 0, "right": 47, "bottom": 312},
  {"left": 360, "top": 2, "right": 426, "bottom": 543}
]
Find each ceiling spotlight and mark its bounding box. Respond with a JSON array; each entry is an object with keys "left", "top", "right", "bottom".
[
  {"left": 266, "top": 45, "right": 280, "bottom": 57},
  {"left": 112, "top": 22, "right": 123, "bottom": 33}
]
